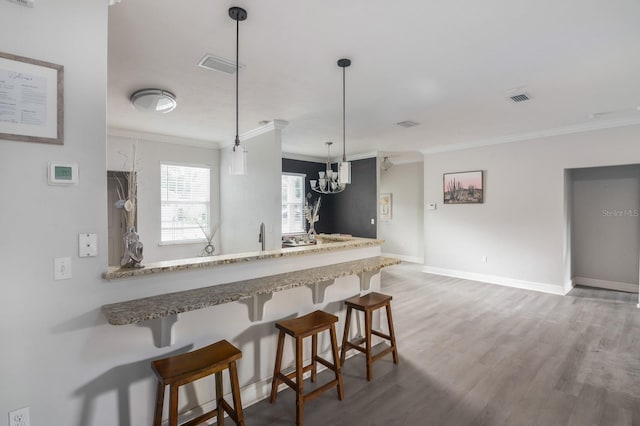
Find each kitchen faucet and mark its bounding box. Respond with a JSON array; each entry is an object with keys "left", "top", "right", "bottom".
[{"left": 258, "top": 222, "right": 266, "bottom": 251}]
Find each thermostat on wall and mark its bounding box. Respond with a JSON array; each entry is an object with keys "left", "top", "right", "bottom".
[{"left": 48, "top": 162, "right": 78, "bottom": 185}]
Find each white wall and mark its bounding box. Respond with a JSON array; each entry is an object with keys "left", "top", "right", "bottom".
[
  {"left": 379, "top": 161, "right": 424, "bottom": 263},
  {"left": 107, "top": 135, "right": 220, "bottom": 262},
  {"left": 571, "top": 165, "right": 640, "bottom": 286},
  {"left": 0, "top": 8, "right": 370, "bottom": 424},
  {"left": 423, "top": 124, "right": 640, "bottom": 293},
  {"left": 219, "top": 129, "right": 282, "bottom": 254},
  {"left": 0, "top": 0, "right": 109, "bottom": 423}
]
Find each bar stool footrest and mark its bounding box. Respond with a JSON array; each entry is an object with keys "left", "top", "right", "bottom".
[
  {"left": 371, "top": 329, "right": 392, "bottom": 340},
  {"left": 182, "top": 410, "right": 216, "bottom": 426},
  {"left": 372, "top": 345, "right": 395, "bottom": 362},
  {"left": 303, "top": 379, "right": 340, "bottom": 403}
]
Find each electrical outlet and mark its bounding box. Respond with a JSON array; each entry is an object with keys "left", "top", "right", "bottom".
[
  {"left": 481, "top": 255, "right": 487, "bottom": 263},
  {"left": 79, "top": 233, "right": 98, "bottom": 257},
  {"left": 9, "top": 407, "right": 30, "bottom": 426}
]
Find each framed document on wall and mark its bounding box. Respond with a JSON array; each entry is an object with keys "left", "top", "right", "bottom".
[{"left": 0, "top": 51, "right": 64, "bottom": 145}]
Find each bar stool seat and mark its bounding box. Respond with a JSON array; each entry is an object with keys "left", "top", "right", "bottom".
[
  {"left": 340, "top": 292, "right": 398, "bottom": 381},
  {"left": 270, "top": 310, "right": 344, "bottom": 425},
  {"left": 151, "top": 339, "right": 245, "bottom": 426}
]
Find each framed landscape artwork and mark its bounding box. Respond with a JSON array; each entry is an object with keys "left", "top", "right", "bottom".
[{"left": 443, "top": 170, "right": 483, "bottom": 204}]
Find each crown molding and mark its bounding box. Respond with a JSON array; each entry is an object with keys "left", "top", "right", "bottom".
[
  {"left": 220, "top": 119, "right": 289, "bottom": 148},
  {"left": 385, "top": 156, "right": 423, "bottom": 165},
  {"left": 282, "top": 150, "right": 378, "bottom": 164},
  {"left": 282, "top": 152, "right": 326, "bottom": 163},
  {"left": 348, "top": 151, "right": 378, "bottom": 161},
  {"left": 107, "top": 127, "right": 219, "bottom": 149},
  {"left": 420, "top": 117, "right": 640, "bottom": 155}
]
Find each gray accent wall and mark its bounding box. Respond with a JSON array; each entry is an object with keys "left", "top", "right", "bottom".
[{"left": 282, "top": 157, "right": 377, "bottom": 238}]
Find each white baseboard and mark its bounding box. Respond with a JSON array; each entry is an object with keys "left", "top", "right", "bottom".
[
  {"left": 381, "top": 252, "right": 423, "bottom": 264},
  {"left": 422, "top": 266, "right": 565, "bottom": 295},
  {"left": 573, "top": 276, "right": 638, "bottom": 294},
  {"left": 563, "top": 279, "right": 575, "bottom": 296}
]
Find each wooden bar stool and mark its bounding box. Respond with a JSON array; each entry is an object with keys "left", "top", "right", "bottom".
[
  {"left": 270, "top": 310, "right": 344, "bottom": 425},
  {"left": 151, "top": 339, "right": 245, "bottom": 426},
  {"left": 340, "top": 292, "right": 398, "bottom": 381}
]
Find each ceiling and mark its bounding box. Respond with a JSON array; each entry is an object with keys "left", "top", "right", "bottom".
[{"left": 107, "top": 0, "right": 640, "bottom": 161}]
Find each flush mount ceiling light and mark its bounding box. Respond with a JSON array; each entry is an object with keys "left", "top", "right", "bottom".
[
  {"left": 130, "top": 89, "right": 177, "bottom": 113},
  {"left": 337, "top": 58, "right": 352, "bottom": 185},
  {"left": 229, "top": 6, "right": 248, "bottom": 176}
]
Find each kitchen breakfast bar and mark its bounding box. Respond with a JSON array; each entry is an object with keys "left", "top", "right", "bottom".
[{"left": 100, "top": 236, "right": 400, "bottom": 419}]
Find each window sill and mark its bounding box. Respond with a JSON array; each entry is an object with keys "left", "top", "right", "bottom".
[{"left": 158, "top": 239, "right": 206, "bottom": 247}]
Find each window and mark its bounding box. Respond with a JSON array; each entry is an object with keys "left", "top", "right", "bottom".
[
  {"left": 161, "top": 163, "right": 210, "bottom": 243},
  {"left": 282, "top": 173, "right": 305, "bottom": 234}
]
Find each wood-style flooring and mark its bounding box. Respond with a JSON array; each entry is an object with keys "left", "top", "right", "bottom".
[{"left": 243, "top": 262, "right": 640, "bottom": 425}]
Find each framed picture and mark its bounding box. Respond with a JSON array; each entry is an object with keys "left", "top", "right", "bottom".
[
  {"left": 443, "top": 170, "right": 483, "bottom": 204},
  {"left": 380, "top": 193, "right": 392, "bottom": 220},
  {"left": 0, "top": 52, "right": 64, "bottom": 145}
]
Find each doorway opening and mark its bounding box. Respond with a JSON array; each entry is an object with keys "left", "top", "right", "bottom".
[{"left": 567, "top": 164, "right": 640, "bottom": 299}]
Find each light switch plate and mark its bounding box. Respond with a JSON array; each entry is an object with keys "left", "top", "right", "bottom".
[
  {"left": 54, "top": 257, "right": 72, "bottom": 280},
  {"left": 79, "top": 233, "right": 98, "bottom": 257},
  {"left": 426, "top": 203, "right": 437, "bottom": 210}
]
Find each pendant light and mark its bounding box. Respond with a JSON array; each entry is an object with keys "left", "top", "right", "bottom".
[
  {"left": 310, "top": 142, "right": 345, "bottom": 194},
  {"left": 338, "top": 58, "right": 352, "bottom": 184},
  {"left": 229, "top": 6, "right": 247, "bottom": 175}
]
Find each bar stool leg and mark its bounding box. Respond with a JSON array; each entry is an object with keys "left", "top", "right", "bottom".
[
  {"left": 329, "top": 325, "right": 345, "bottom": 400},
  {"left": 365, "top": 309, "right": 373, "bottom": 381},
  {"left": 340, "top": 306, "right": 352, "bottom": 365},
  {"left": 311, "top": 333, "right": 318, "bottom": 382},
  {"left": 153, "top": 381, "right": 165, "bottom": 426},
  {"left": 229, "top": 360, "right": 245, "bottom": 426},
  {"left": 386, "top": 303, "right": 399, "bottom": 364},
  {"left": 295, "top": 337, "right": 304, "bottom": 426},
  {"left": 169, "top": 385, "right": 179, "bottom": 426},
  {"left": 270, "top": 330, "right": 285, "bottom": 403},
  {"left": 215, "top": 371, "right": 225, "bottom": 425}
]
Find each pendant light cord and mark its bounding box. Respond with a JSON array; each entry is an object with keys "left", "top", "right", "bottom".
[
  {"left": 342, "top": 65, "right": 346, "bottom": 162},
  {"left": 234, "top": 16, "right": 240, "bottom": 150}
]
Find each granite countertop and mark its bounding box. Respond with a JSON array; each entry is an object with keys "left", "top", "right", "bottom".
[
  {"left": 103, "top": 235, "right": 382, "bottom": 281},
  {"left": 102, "top": 256, "right": 401, "bottom": 325}
]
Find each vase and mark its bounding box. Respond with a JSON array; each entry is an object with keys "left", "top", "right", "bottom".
[
  {"left": 307, "top": 223, "right": 317, "bottom": 238},
  {"left": 121, "top": 226, "right": 144, "bottom": 268}
]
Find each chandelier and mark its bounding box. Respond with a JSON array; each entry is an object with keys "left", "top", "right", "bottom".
[{"left": 311, "top": 142, "right": 345, "bottom": 194}]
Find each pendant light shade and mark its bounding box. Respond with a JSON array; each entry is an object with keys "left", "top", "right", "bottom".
[
  {"left": 229, "top": 6, "right": 247, "bottom": 175},
  {"left": 338, "top": 58, "right": 352, "bottom": 185},
  {"left": 230, "top": 144, "right": 247, "bottom": 175}
]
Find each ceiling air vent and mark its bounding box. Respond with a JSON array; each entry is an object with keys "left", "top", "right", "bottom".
[
  {"left": 197, "top": 54, "right": 244, "bottom": 74},
  {"left": 509, "top": 93, "right": 531, "bottom": 103},
  {"left": 396, "top": 120, "right": 420, "bottom": 128}
]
